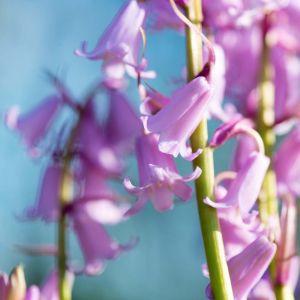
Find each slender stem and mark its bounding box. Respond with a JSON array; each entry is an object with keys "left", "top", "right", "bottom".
[
  {"left": 185, "top": 2, "right": 234, "bottom": 299},
  {"left": 58, "top": 114, "right": 82, "bottom": 300},
  {"left": 257, "top": 16, "right": 295, "bottom": 300}
]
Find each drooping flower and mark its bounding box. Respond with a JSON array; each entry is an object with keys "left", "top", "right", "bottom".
[
  {"left": 75, "top": 100, "right": 123, "bottom": 177},
  {"left": 204, "top": 151, "right": 269, "bottom": 260},
  {"left": 25, "top": 162, "right": 62, "bottom": 222},
  {"left": 275, "top": 194, "right": 300, "bottom": 290},
  {"left": 104, "top": 89, "right": 143, "bottom": 154},
  {"left": 5, "top": 95, "right": 62, "bottom": 156},
  {"left": 274, "top": 125, "right": 300, "bottom": 197},
  {"left": 146, "top": 76, "right": 211, "bottom": 159},
  {"left": 226, "top": 236, "right": 276, "bottom": 300},
  {"left": 124, "top": 133, "right": 201, "bottom": 214},
  {"left": 75, "top": 0, "right": 149, "bottom": 79},
  {"left": 71, "top": 208, "right": 137, "bottom": 275}
]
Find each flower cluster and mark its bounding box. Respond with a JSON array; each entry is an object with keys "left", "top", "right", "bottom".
[{"left": 2, "top": 0, "right": 300, "bottom": 299}]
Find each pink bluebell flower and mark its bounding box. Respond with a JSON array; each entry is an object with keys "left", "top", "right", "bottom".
[
  {"left": 274, "top": 125, "right": 300, "bottom": 197},
  {"left": 124, "top": 133, "right": 201, "bottom": 214},
  {"left": 146, "top": 76, "right": 211, "bottom": 159},
  {"left": 75, "top": 0, "right": 152, "bottom": 79},
  {"left": 104, "top": 89, "right": 143, "bottom": 154},
  {"left": 71, "top": 208, "right": 137, "bottom": 275},
  {"left": 5, "top": 95, "right": 62, "bottom": 156}
]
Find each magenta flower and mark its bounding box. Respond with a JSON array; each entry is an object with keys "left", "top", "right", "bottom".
[
  {"left": 146, "top": 76, "right": 211, "bottom": 159},
  {"left": 5, "top": 95, "right": 62, "bottom": 156},
  {"left": 75, "top": 0, "right": 147, "bottom": 78},
  {"left": 104, "top": 89, "right": 143, "bottom": 153},
  {"left": 276, "top": 195, "right": 300, "bottom": 290},
  {"left": 124, "top": 133, "right": 201, "bottom": 214},
  {"left": 25, "top": 163, "right": 62, "bottom": 222},
  {"left": 72, "top": 208, "right": 137, "bottom": 275},
  {"left": 216, "top": 26, "right": 261, "bottom": 114},
  {"left": 25, "top": 271, "right": 74, "bottom": 300},
  {"left": 145, "top": 0, "right": 189, "bottom": 31},
  {"left": 76, "top": 101, "right": 123, "bottom": 177},
  {"left": 205, "top": 152, "right": 269, "bottom": 215},
  {"left": 274, "top": 125, "right": 300, "bottom": 196},
  {"left": 226, "top": 236, "right": 276, "bottom": 300}
]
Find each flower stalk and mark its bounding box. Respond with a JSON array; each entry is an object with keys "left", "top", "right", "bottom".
[
  {"left": 58, "top": 114, "right": 82, "bottom": 300},
  {"left": 185, "top": 1, "right": 234, "bottom": 299},
  {"left": 257, "top": 16, "right": 295, "bottom": 300}
]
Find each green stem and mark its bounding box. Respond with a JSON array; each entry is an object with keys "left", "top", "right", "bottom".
[
  {"left": 257, "top": 16, "right": 295, "bottom": 300},
  {"left": 58, "top": 113, "right": 83, "bottom": 300},
  {"left": 185, "top": 2, "right": 234, "bottom": 299}
]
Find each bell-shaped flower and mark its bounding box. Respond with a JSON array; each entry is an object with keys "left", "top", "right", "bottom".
[
  {"left": 25, "top": 162, "right": 62, "bottom": 222},
  {"left": 5, "top": 95, "right": 62, "bottom": 156},
  {"left": 275, "top": 195, "right": 299, "bottom": 290},
  {"left": 274, "top": 125, "right": 300, "bottom": 197},
  {"left": 25, "top": 271, "right": 74, "bottom": 300},
  {"left": 227, "top": 236, "right": 276, "bottom": 300},
  {"left": 248, "top": 277, "right": 276, "bottom": 300},
  {"left": 215, "top": 25, "right": 261, "bottom": 114},
  {"left": 71, "top": 209, "right": 137, "bottom": 275},
  {"left": 146, "top": 76, "right": 211, "bottom": 159},
  {"left": 75, "top": 101, "right": 123, "bottom": 177},
  {"left": 145, "top": 0, "right": 188, "bottom": 31},
  {"left": 75, "top": 0, "right": 148, "bottom": 78},
  {"left": 124, "top": 133, "right": 201, "bottom": 214},
  {"left": 205, "top": 152, "right": 269, "bottom": 258},
  {"left": 104, "top": 89, "right": 143, "bottom": 154}
]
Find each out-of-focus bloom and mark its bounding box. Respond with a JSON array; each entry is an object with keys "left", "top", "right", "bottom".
[
  {"left": 272, "top": 46, "right": 300, "bottom": 122},
  {"left": 146, "top": 77, "right": 211, "bottom": 159},
  {"left": 104, "top": 89, "right": 143, "bottom": 153},
  {"left": 5, "top": 95, "right": 62, "bottom": 156},
  {"left": 75, "top": 0, "right": 152, "bottom": 79},
  {"left": 216, "top": 26, "right": 261, "bottom": 114},
  {"left": 124, "top": 133, "right": 201, "bottom": 214},
  {"left": 76, "top": 101, "right": 123, "bottom": 177},
  {"left": 275, "top": 195, "right": 300, "bottom": 290},
  {"left": 203, "top": 0, "right": 287, "bottom": 28},
  {"left": 71, "top": 208, "right": 136, "bottom": 275},
  {"left": 0, "top": 268, "right": 73, "bottom": 300},
  {"left": 25, "top": 163, "right": 62, "bottom": 222},
  {"left": 274, "top": 125, "right": 300, "bottom": 196},
  {"left": 146, "top": 0, "right": 189, "bottom": 31},
  {"left": 25, "top": 271, "right": 74, "bottom": 300},
  {"left": 6, "top": 266, "right": 26, "bottom": 300}
]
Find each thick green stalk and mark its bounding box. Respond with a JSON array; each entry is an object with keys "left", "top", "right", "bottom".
[
  {"left": 185, "top": 2, "right": 234, "bottom": 299},
  {"left": 257, "top": 17, "right": 295, "bottom": 300}
]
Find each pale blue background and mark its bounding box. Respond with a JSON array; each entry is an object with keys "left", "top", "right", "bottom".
[{"left": 0, "top": 1, "right": 238, "bottom": 299}]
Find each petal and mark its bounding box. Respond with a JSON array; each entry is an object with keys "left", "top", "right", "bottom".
[
  {"left": 105, "top": 90, "right": 143, "bottom": 152},
  {"left": 147, "top": 76, "right": 210, "bottom": 133},
  {"left": 172, "top": 180, "right": 193, "bottom": 202},
  {"left": 150, "top": 186, "right": 174, "bottom": 212},
  {"left": 25, "top": 164, "right": 61, "bottom": 222},
  {"left": 83, "top": 199, "right": 129, "bottom": 225},
  {"left": 5, "top": 95, "right": 61, "bottom": 155},
  {"left": 25, "top": 286, "right": 40, "bottom": 300},
  {"left": 228, "top": 236, "right": 276, "bottom": 300}
]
